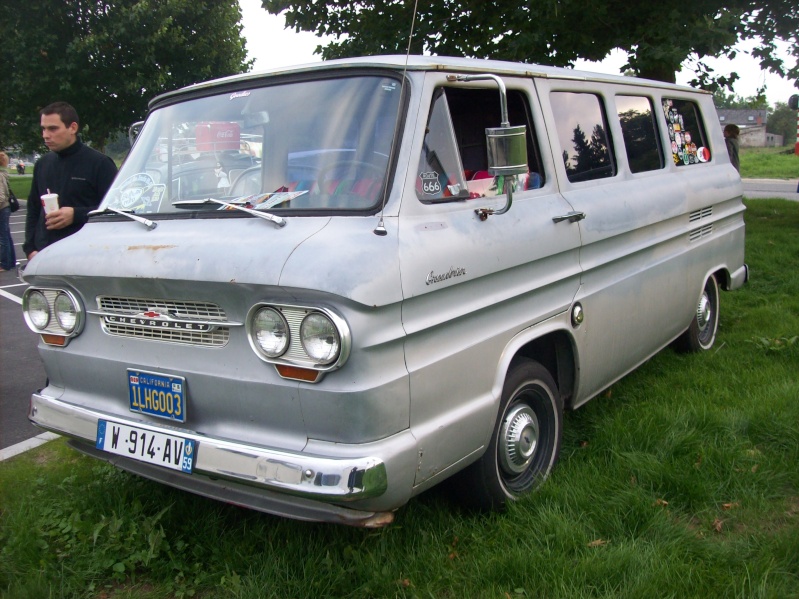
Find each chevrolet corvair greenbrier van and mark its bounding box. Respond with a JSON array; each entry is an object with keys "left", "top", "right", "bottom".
[{"left": 23, "top": 56, "right": 747, "bottom": 526}]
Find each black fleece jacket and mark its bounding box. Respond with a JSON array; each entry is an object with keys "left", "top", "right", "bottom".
[{"left": 24, "top": 138, "right": 118, "bottom": 256}]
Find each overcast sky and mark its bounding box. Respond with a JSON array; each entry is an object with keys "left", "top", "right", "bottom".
[{"left": 239, "top": 0, "right": 798, "bottom": 106}]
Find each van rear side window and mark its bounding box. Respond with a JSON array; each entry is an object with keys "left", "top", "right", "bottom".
[
  {"left": 551, "top": 92, "right": 615, "bottom": 183},
  {"left": 616, "top": 96, "right": 663, "bottom": 173},
  {"left": 662, "top": 98, "right": 711, "bottom": 166}
]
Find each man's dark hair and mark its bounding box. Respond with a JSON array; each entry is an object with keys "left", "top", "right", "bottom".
[{"left": 40, "top": 102, "right": 80, "bottom": 130}]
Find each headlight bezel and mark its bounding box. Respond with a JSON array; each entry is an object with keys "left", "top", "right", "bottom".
[
  {"left": 246, "top": 302, "right": 350, "bottom": 375},
  {"left": 22, "top": 287, "right": 85, "bottom": 344}
]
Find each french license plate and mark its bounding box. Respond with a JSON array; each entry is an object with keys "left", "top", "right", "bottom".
[
  {"left": 95, "top": 420, "right": 196, "bottom": 473},
  {"left": 128, "top": 369, "right": 186, "bottom": 422}
]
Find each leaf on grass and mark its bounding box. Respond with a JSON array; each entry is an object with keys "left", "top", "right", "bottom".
[
  {"left": 587, "top": 539, "right": 607, "bottom": 548},
  {"left": 712, "top": 518, "right": 723, "bottom": 533},
  {"left": 400, "top": 579, "right": 411, "bottom": 588},
  {"left": 722, "top": 502, "right": 740, "bottom": 510},
  {"left": 580, "top": 440, "right": 589, "bottom": 448},
  {"left": 654, "top": 498, "right": 669, "bottom": 507}
]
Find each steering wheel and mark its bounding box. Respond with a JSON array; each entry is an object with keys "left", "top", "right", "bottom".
[{"left": 315, "top": 160, "right": 384, "bottom": 193}]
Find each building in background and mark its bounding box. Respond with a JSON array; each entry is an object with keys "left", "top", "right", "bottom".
[{"left": 716, "top": 109, "right": 783, "bottom": 147}]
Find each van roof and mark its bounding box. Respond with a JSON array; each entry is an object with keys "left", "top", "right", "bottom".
[{"left": 151, "top": 54, "right": 705, "bottom": 108}]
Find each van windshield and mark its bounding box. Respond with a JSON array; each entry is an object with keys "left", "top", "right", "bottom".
[{"left": 102, "top": 75, "right": 403, "bottom": 215}]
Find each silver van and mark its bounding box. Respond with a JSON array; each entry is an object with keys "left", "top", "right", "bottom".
[{"left": 23, "top": 56, "right": 747, "bottom": 526}]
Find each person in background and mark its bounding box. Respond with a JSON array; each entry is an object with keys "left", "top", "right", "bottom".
[
  {"left": 723, "top": 124, "right": 740, "bottom": 173},
  {"left": 23, "top": 102, "right": 118, "bottom": 260},
  {"left": 0, "top": 151, "right": 17, "bottom": 271}
]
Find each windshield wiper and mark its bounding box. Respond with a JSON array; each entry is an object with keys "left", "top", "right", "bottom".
[
  {"left": 172, "top": 198, "right": 286, "bottom": 228},
  {"left": 88, "top": 207, "right": 157, "bottom": 230}
]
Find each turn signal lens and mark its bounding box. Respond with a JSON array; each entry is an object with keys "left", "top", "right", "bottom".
[
  {"left": 54, "top": 292, "right": 78, "bottom": 333},
  {"left": 27, "top": 290, "right": 50, "bottom": 329},
  {"left": 252, "top": 307, "right": 289, "bottom": 358},
  {"left": 300, "top": 312, "right": 340, "bottom": 365}
]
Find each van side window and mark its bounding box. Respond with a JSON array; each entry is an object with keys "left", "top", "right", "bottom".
[
  {"left": 416, "top": 89, "right": 470, "bottom": 201},
  {"left": 662, "top": 98, "right": 711, "bottom": 166},
  {"left": 551, "top": 92, "right": 615, "bottom": 183},
  {"left": 616, "top": 96, "right": 664, "bottom": 173},
  {"left": 416, "top": 87, "right": 544, "bottom": 202}
]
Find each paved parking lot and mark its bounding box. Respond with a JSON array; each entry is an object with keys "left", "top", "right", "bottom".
[{"left": 0, "top": 200, "right": 47, "bottom": 452}]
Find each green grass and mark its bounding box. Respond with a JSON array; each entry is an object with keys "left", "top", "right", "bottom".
[
  {"left": 5, "top": 173, "right": 32, "bottom": 200},
  {"left": 740, "top": 146, "right": 799, "bottom": 179},
  {"left": 1, "top": 199, "right": 798, "bottom": 598}
]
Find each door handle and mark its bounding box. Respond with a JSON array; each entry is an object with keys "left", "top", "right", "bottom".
[{"left": 552, "top": 211, "right": 586, "bottom": 223}]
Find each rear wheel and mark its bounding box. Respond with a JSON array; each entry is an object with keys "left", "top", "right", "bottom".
[
  {"left": 674, "top": 274, "right": 720, "bottom": 352},
  {"left": 451, "top": 359, "right": 563, "bottom": 511}
]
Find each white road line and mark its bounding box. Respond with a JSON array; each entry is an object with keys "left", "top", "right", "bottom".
[
  {"left": 0, "top": 432, "right": 60, "bottom": 462},
  {"left": 0, "top": 288, "right": 23, "bottom": 304}
]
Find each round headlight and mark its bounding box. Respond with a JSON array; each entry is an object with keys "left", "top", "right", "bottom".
[
  {"left": 300, "top": 312, "right": 340, "bottom": 365},
  {"left": 54, "top": 292, "right": 78, "bottom": 333},
  {"left": 252, "top": 307, "right": 289, "bottom": 357},
  {"left": 27, "top": 290, "right": 50, "bottom": 330}
]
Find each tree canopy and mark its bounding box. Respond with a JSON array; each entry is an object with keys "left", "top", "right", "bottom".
[
  {"left": 264, "top": 0, "right": 798, "bottom": 92},
  {"left": 1, "top": 0, "right": 252, "bottom": 152}
]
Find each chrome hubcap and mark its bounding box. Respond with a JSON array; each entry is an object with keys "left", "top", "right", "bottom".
[
  {"left": 499, "top": 404, "right": 539, "bottom": 475},
  {"left": 696, "top": 293, "right": 711, "bottom": 332}
]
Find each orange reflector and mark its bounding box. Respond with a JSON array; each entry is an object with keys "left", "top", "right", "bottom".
[
  {"left": 275, "top": 364, "right": 320, "bottom": 382},
  {"left": 41, "top": 334, "right": 67, "bottom": 346}
]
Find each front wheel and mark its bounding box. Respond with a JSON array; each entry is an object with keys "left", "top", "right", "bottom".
[
  {"left": 451, "top": 359, "right": 563, "bottom": 511},
  {"left": 674, "top": 274, "right": 720, "bottom": 353}
]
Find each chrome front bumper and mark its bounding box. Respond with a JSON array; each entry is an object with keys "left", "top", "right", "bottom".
[{"left": 29, "top": 393, "right": 392, "bottom": 525}]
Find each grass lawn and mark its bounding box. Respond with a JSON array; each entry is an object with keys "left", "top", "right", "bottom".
[
  {"left": 5, "top": 174, "right": 32, "bottom": 201},
  {"left": 1, "top": 199, "right": 797, "bottom": 598},
  {"left": 740, "top": 146, "right": 799, "bottom": 179}
]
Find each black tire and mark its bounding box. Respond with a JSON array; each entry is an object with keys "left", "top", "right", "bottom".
[
  {"left": 674, "top": 274, "right": 720, "bottom": 353},
  {"left": 451, "top": 359, "right": 563, "bottom": 511}
]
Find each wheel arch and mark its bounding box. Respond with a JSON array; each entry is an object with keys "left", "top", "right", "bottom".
[{"left": 505, "top": 328, "right": 577, "bottom": 410}]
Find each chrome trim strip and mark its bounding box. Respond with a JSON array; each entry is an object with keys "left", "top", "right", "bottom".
[
  {"left": 29, "top": 393, "right": 387, "bottom": 501},
  {"left": 86, "top": 309, "right": 244, "bottom": 329}
]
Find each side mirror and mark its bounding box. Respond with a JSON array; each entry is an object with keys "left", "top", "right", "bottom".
[
  {"left": 128, "top": 121, "right": 144, "bottom": 147},
  {"left": 789, "top": 94, "right": 799, "bottom": 110},
  {"left": 448, "top": 73, "right": 529, "bottom": 220},
  {"left": 486, "top": 125, "right": 528, "bottom": 177}
]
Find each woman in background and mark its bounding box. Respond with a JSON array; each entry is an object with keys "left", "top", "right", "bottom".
[
  {"left": 0, "top": 151, "right": 18, "bottom": 271},
  {"left": 723, "top": 124, "right": 740, "bottom": 172}
]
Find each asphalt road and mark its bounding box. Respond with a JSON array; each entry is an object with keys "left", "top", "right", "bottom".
[
  {"left": 742, "top": 178, "right": 799, "bottom": 201},
  {"left": 1, "top": 178, "right": 797, "bottom": 454},
  {"left": 0, "top": 199, "right": 46, "bottom": 451}
]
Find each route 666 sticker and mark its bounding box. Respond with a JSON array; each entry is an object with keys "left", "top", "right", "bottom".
[{"left": 419, "top": 171, "right": 442, "bottom": 195}]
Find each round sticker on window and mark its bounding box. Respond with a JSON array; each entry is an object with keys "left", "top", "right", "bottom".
[{"left": 697, "top": 147, "right": 710, "bottom": 162}]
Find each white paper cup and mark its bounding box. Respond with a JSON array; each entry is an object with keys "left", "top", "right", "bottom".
[{"left": 41, "top": 193, "right": 59, "bottom": 214}]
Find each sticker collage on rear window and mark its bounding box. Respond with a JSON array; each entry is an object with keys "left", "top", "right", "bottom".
[{"left": 663, "top": 100, "right": 710, "bottom": 167}]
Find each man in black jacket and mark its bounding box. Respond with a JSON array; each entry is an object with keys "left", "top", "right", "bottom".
[{"left": 23, "top": 102, "right": 118, "bottom": 259}]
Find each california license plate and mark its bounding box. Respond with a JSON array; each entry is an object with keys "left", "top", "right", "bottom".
[
  {"left": 95, "top": 420, "right": 196, "bottom": 473},
  {"left": 128, "top": 369, "right": 186, "bottom": 422}
]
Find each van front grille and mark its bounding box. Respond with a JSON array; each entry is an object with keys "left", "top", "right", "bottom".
[{"left": 96, "top": 296, "right": 230, "bottom": 347}]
